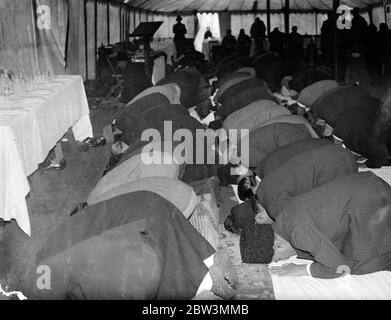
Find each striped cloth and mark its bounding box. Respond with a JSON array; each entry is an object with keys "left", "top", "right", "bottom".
[{"left": 189, "top": 202, "right": 219, "bottom": 250}]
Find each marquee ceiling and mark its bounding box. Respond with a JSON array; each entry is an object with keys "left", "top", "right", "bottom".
[{"left": 117, "top": 0, "right": 383, "bottom": 13}]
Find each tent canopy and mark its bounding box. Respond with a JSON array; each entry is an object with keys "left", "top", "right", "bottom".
[{"left": 120, "top": 0, "right": 383, "bottom": 13}]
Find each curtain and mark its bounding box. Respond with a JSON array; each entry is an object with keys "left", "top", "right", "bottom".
[
  {"left": 34, "top": 0, "right": 68, "bottom": 75},
  {"left": 372, "top": 6, "right": 386, "bottom": 27},
  {"left": 140, "top": 10, "right": 146, "bottom": 22},
  {"left": 194, "top": 13, "right": 220, "bottom": 52},
  {"left": 66, "top": 0, "right": 86, "bottom": 79},
  {"left": 129, "top": 8, "right": 135, "bottom": 34},
  {"left": 147, "top": 14, "right": 194, "bottom": 39},
  {"left": 290, "top": 13, "right": 318, "bottom": 35},
  {"left": 135, "top": 9, "right": 140, "bottom": 28},
  {"left": 97, "top": 2, "right": 108, "bottom": 47},
  {"left": 0, "top": 0, "right": 68, "bottom": 77},
  {"left": 86, "top": 0, "right": 96, "bottom": 79},
  {"left": 109, "top": 4, "right": 120, "bottom": 44},
  {"left": 218, "top": 11, "right": 231, "bottom": 37},
  {"left": 231, "top": 13, "right": 280, "bottom": 37}
]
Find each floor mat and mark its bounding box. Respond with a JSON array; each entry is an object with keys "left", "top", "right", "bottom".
[{"left": 218, "top": 186, "right": 274, "bottom": 300}]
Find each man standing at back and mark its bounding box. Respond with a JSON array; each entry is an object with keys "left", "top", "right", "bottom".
[
  {"left": 173, "top": 15, "right": 187, "bottom": 57},
  {"left": 250, "top": 17, "right": 266, "bottom": 54}
]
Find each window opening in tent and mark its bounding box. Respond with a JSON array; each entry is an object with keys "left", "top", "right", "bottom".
[{"left": 194, "top": 13, "right": 221, "bottom": 53}]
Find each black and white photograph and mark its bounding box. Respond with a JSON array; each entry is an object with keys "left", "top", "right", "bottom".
[{"left": 1, "top": 0, "right": 391, "bottom": 306}]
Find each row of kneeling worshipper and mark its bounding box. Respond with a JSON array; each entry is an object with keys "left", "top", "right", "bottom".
[
  {"left": 30, "top": 67, "right": 240, "bottom": 300},
  {"left": 213, "top": 53, "right": 391, "bottom": 279},
  {"left": 32, "top": 53, "right": 391, "bottom": 299}
]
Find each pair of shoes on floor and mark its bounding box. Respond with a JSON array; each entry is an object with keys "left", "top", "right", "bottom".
[
  {"left": 43, "top": 159, "right": 66, "bottom": 171},
  {"left": 79, "top": 136, "right": 106, "bottom": 152}
]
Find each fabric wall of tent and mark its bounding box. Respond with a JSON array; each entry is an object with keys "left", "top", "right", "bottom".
[{"left": 0, "top": 0, "right": 389, "bottom": 81}]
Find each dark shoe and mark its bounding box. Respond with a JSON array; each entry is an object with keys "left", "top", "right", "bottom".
[
  {"left": 70, "top": 202, "right": 88, "bottom": 217},
  {"left": 79, "top": 137, "right": 106, "bottom": 152},
  {"left": 44, "top": 159, "right": 66, "bottom": 171}
]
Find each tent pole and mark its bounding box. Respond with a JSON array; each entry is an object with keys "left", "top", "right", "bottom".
[
  {"left": 194, "top": 11, "right": 198, "bottom": 38},
  {"left": 94, "top": 0, "right": 98, "bottom": 79},
  {"left": 84, "top": 0, "right": 88, "bottom": 80},
  {"left": 266, "top": 0, "right": 271, "bottom": 36},
  {"left": 332, "top": 0, "right": 340, "bottom": 81},
  {"left": 284, "top": 0, "right": 290, "bottom": 44},
  {"left": 107, "top": 1, "right": 110, "bottom": 45}
]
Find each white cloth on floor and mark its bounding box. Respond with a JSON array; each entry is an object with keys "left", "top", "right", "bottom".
[
  {"left": 359, "top": 166, "right": 391, "bottom": 186},
  {"left": 270, "top": 255, "right": 391, "bottom": 300},
  {"left": 195, "top": 255, "right": 214, "bottom": 296}
]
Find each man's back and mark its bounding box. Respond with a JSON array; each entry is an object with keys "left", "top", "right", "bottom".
[
  {"left": 274, "top": 172, "right": 391, "bottom": 277},
  {"left": 257, "top": 144, "right": 358, "bottom": 219},
  {"left": 255, "top": 138, "right": 331, "bottom": 178},
  {"left": 240, "top": 122, "right": 313, "bottom": 167}
]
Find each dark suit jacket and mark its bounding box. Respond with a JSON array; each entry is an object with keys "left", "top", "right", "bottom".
[
  {"left": 257, "top": 144, "right": 358, "bottom": 219},
  {"left": 238, "top": 122, "right": 313, "bottom": 168},
  {"left": 216, "top": 83, "right": 276, "bottom": 120},
  {"left": 273, "top": 172, "right": 391, "bottom": 278},
  {"left": 313, "top": 86, "right": 388, "bottom": 167},
  {"left": 36, "top": 191, "right": 214, "bottom": 299},
  {"left": 255, "top": 138, "right": 331, "bottom": 178}
]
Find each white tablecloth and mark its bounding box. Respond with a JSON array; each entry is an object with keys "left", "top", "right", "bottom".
[
  {"left": 150, "top": 40, "right": 176, "bottom": 65},
  {"left": 0, "top": 75, "right": 93, "bottom": 236},
  {"left": 151, "top": 55, "right": 166, "bottom": 85},
  {"left": 201, "top": 40, "right": 220, "bottom": 61}
]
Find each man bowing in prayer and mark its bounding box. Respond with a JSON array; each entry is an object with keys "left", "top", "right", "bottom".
[{"left": 268, "top": 172, "right": 391, "bottom": 278}]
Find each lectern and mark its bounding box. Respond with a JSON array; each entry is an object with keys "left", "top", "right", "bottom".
[{"left": 129, "top": 22, "right": 163, "bottom": 79}]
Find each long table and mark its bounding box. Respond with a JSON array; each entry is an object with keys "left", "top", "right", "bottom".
[{"left": 0, "top": 75, "right": 93, "bottom": 236}]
